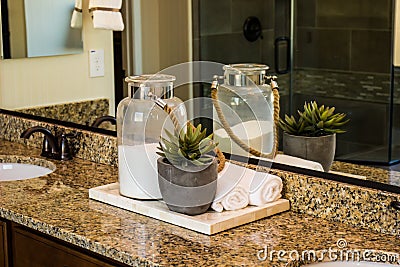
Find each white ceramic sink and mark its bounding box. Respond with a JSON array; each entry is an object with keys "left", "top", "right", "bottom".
[
  {"left": 0, "top": 156, "right": 56, "bottom": 181},
  {"left": 306, "top": 261, "right": 397, "bottom": 267}
]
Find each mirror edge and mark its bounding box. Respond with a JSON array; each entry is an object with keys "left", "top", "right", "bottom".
[{"left": 0, "top": 0, "right": 3, "bottom": 60}]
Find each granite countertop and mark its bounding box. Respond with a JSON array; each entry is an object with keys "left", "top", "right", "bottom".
[{"left": 0, "top": 140, "right": 398, "bottom": 267}]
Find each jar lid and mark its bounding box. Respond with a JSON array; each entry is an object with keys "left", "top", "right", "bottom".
[
  {"left": 125, "top": 74, "right": 176, "bottom": 99},
  {"left": 125, "top": 74, "right": 176, "bottom": 86},
  {"left": 223, "top": 63, "right": 269, "bottom": 87}
]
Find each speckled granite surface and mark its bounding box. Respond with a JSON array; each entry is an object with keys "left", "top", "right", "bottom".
[
  {"left": 331, "top": 161, "right": 400, "bottom": 187},
  {"left": 274, "top": 168, "right": 399, "bottom": 236},
  {"left": 0, "top": 140, "right": 398, "bottom": 267},
  {"left": 232, "top": 162, "right": 400, "bottom": 237},
  {"left": 16, "top": 98, "right": 110, "bottom": 127},
  {"left": 0, "top": 112, "right": 399, "bottom": 234}
]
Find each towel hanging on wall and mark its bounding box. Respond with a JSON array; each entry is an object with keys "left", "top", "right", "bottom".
[
  {"left": 70, "top": 0, "right": 83, "bottom": 28},
  {"left": 89, "top": 0, "right": 124, "bottom": 31}
]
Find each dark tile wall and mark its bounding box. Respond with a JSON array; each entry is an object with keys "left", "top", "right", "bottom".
[
  {"left": 296, "top": 29, "right": 351, "bottom": 70},
  {"left": 392, "top": 67, "right": 400, "bottom": 161},
  {"left": 231, "top": 0, "right": 274, "bottom": 33},
  {"left": 293, "top": 0, "right": 395, "bottom": 162},
  {"left": 316, "top": 0, "right": 391, "bottom": 29},
  {"left": 296, "top": 0, "right": 316, "bottom": 27},
  {"left": 199, "top": 0, "right": 232, "bottom": 36},
  {"left": 295, "top": 0, "right": 393, "bottom": 74},
  {"left": 192, "top": 0, "right": 200, "bottom": 61},
  {"left": 351, "top": 30, "right": 392, "bottom": 73},
  {"left": 196, "top": 0, "right": 277, "bottom": 67}
]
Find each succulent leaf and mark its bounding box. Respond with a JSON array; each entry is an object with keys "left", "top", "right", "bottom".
[
  {"left": 279, "top": 101, "right": 349, "bottom": 137},
  {"left": 158, "top": 123, "right": 218, "bottom": 167}
]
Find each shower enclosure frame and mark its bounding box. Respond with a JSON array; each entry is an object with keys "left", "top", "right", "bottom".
[{"left": 287, "top": 0, "right": 399, "bottom": 166}]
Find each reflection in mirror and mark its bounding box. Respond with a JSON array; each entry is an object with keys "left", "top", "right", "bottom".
[
  {"left": 0, "top": 0, "right": 115, "bottom": 134},
  {"left": 15, "top": 98, "right": 115, "bottom": 131},
  {"left": 194, "top": 0, "right": 400, "bottom": 191},
  {"left": 0, "top": 0, "right": 83, "bottom": 59}
]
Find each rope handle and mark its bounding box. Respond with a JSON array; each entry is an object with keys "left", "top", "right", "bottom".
[{"left": 210, "top": 77, "right": 280, "bottom": 159}]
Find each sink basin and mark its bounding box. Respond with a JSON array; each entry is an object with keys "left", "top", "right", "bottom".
[
  {"left": 0, "top": 155, "right": 56, "bottom": 181},
  {"left": 306, "top": 261, "right": 397, "bottom": 267}
]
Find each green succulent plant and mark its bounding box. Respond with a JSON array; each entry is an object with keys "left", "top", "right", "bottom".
[
  {"left": 157, "top": 123, "right": 218, "bottom": 167},
  {"left": 279, "top": 101, "right": 349, "bottom": 137}
]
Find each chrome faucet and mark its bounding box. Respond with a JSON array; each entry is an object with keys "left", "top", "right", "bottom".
[
  {"left": 91, "top": 115, "right": 116, "bottom": 128},
  {"left": 20, "top": 126, "right": 74, "bottom": 160}
]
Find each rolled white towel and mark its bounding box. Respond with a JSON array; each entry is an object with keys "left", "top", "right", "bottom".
[
  {"left": 89, "top": 0, "right": 124, "bottom": 31},
  {"left": 274, "top": 154, "right": 324, "bottom": 172},
  {"left": 249, "top": 172, "right": 283, "bottom": 206},
  {"left": 211, "top": 163, "right": 254, "bottom": 212},
  {"left": 211, "top": 185, "right": 250, "bottom": 212},
  {"left": 70, "top": 0, "right": 83, "bottom": 28},
  {"left": 220, "top": 184, "right": 249, "bottom": 211}
]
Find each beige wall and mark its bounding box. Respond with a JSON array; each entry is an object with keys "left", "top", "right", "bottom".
[
  {"left": 158, "top": 0, "right": 191, "bottom": 70},
  {"left": 0, "top": 0, "right": 115, "bottom": 114},
  {"left": 140, "top": 0, "right": 192, "bottom": 102},
  {"left": 140, "top": 0, "right": 161, "bottom": 74},
  {"left": 8, "top": 0, "right": 27, "bottom": 58},
  {"left": 141, "top": 0, "right": 191, "bottom": 73},
  {"left": 395, "top": 0, "right": 400, "bottom": 66}
]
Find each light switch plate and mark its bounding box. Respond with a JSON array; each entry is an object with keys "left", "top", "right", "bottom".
[{"left": 89, "top": 49, "right": 104, "bottom": 77}]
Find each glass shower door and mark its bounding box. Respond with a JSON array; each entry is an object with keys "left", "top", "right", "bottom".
[
  {"left": 196, "top": 0, "right": 397, "bottom": 165},
  {"left": 292, "top": 0, "right": 397, "bottom": 165}
]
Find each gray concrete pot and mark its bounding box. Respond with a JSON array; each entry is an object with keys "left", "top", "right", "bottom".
[
  {"left": 157, "top": 157, "right": 218, "bottom": 216},
  {"left": 282, "top": 133, "right": 336, "bottom": 172}
]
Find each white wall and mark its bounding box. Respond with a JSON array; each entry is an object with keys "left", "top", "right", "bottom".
[{"left": 0, "top": 0, "right": 115, "bottom": 113}]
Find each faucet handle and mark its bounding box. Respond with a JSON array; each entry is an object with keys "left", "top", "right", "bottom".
[
  {"left": 59, "top": 133, "right": 76, "bottom": 161},
  {"left": 41, "top": 137, "right": 54, "bottom": 158}
]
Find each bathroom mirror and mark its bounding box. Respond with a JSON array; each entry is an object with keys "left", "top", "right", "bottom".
[
  {"left": 0, "top": 0, "right": 83, "bottom": 59},
  {"left": 0, "top": 0, "right": 399, "bottom": 194}
]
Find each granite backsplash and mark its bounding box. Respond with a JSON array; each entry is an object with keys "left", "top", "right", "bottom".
[{"left": 16, "top": 98, "right": 111, "bottom": 126}]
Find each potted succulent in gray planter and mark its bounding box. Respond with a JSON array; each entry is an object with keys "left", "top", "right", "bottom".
[
  {"left": 157, "top": 123, "right": 219, "bottom": 215},
  {"left": 279, "top": 101, "right": 349, "bottom": 172}
]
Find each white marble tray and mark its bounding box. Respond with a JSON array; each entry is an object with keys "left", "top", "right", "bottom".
[{"left": 89, "top": 182, "right": 290, "bottom": 235}]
